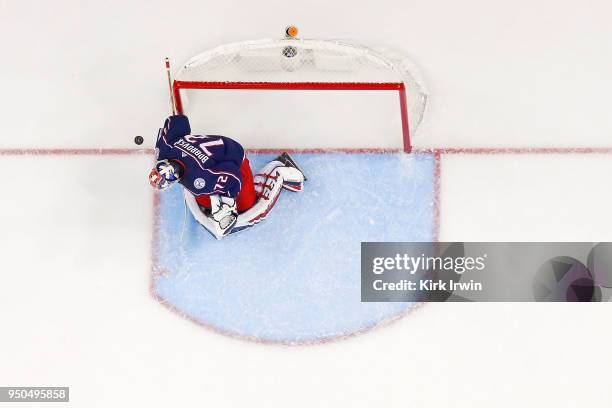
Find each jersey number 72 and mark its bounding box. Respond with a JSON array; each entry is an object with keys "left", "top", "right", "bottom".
[{"left": 184, "top": 135, "right": 224, "bottom": 156}]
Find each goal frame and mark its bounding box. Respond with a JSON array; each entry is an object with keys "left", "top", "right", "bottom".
[{"left": 172, "top": 80, "right": 412, "bottom": 152}]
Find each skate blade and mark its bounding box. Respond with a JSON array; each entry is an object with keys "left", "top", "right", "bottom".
[{"left": 281, "top": 152, "right": 308, "bottom": 181}]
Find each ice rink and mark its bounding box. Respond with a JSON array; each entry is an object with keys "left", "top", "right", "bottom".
[{"left": 1, "top": 0, "right": 612, "bottom": 406}]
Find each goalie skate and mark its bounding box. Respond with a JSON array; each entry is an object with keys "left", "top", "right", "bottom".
[{"left": 276, "top": 152, "right": 307, "bottom": 180}]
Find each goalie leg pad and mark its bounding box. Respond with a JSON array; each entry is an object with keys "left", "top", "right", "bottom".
[
  {"left": 184, "top": 158, "right": 306, "bottom": 238},
  {"left": 254, "top": 160, "right": 305, "bottom": 196},
  {"left": 234, "top": 158, "right": 305, "bottom": 229},
  {"left": 276, "top": 166, "right": 304, "bottom": 192}
]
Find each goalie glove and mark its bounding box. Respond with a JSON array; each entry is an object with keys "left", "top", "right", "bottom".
[{"left": 209, "top": 195, "right": 238, "bottom": 235}]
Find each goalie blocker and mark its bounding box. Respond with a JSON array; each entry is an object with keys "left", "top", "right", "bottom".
[{"left": 149, "top": 115, "right": 306, "bottom": 239}]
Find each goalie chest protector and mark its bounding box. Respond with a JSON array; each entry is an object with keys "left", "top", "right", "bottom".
[{"left": 155, "top": 115, "right": 245, "bottom": 198}]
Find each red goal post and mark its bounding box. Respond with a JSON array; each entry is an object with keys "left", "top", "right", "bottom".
[{"left": 172, "top": 37, "right": 427, "bottom": 153}]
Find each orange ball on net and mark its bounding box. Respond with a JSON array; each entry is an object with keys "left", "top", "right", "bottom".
[{"left": 285, "top": 26, "right": 299, "bottom": 38}]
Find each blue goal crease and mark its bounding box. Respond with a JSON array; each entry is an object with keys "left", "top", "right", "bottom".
[{"left": 154, "top": 153, "right": 436, "bottom": 343}]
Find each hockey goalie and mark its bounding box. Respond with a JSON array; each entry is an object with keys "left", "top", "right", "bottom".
[{"left": 149, "top": 114, "right": 306, "bottom": 239}]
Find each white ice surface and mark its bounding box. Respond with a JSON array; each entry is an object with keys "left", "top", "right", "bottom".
[
  {"left": 0, "top": 153, "right": 610, "bottom": 407},
  {"left": 441, "top": 154, "right": 612, "bottom": 241},
  {"left": 2, "top": 0, "right": 611, "bottom": 149},
  {"left": 1, "top": 0, "right": 612, "bottom": 406}
]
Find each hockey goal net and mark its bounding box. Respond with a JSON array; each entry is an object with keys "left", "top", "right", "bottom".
[{"left": 173, "top": 33, "right": 427, "bottom": 152}]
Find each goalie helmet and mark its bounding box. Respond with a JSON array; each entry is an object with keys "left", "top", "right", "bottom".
[{"left": 149, "top": 159, "right": 182, "bottom": 190}]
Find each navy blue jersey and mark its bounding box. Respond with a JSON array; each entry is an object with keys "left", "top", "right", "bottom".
[{"left": 155, "top": 115, "right": 245, "bottom": 198}]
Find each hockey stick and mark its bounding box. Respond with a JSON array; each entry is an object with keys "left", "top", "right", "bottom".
[
  {"left": 165, "top": 57, "right": 177, "bottom": 115},
  {"left": 133, "top": 58, "right": 176, "bottom": 145}
]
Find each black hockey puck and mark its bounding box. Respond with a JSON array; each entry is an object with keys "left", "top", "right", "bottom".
[{"left": 134, "top": 136, "right": 144, "bottom": 145}]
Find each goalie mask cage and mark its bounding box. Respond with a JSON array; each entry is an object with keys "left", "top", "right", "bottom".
[{"left": 172, "top": 37, "right": 428, "bottom": 152}]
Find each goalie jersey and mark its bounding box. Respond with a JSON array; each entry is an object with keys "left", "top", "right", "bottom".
[{"left": 154, "top": 115, "right": 245, "bottom": 198}]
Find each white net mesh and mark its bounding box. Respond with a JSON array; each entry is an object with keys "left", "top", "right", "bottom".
[{"left": 175, "top": 37, "right": 428, "bottom": 147}]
